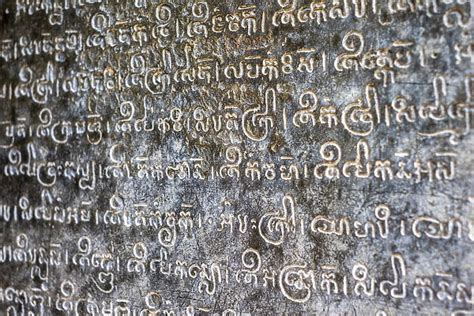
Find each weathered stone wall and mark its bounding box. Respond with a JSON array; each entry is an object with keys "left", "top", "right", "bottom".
[{"left": 0, "top": 0, "right": 473, "bottom": 314}]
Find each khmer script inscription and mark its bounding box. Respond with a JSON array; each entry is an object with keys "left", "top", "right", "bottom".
[{"left": 0, "top": 0, "right": 473, "bottom": 315}]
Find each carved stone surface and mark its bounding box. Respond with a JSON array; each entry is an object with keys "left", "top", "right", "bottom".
[{"left": 0, "top": 0, "right": 473, "bottom": 315}]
